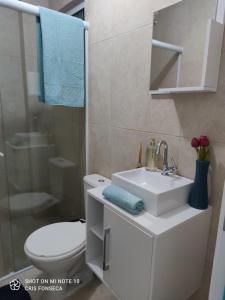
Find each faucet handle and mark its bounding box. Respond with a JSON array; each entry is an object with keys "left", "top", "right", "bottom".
[{"left": 170, "top": 157, "right": 177, "bottom": 174}]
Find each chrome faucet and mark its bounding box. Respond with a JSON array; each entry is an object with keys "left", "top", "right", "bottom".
[{"left": 156, "top": 140, "right": 177, "bottom": 176}]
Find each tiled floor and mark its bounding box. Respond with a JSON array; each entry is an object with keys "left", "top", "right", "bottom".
[
  {"left": 67, "top": 277, "right": 117, "bottom": 300},
  {"left": 0, "top": 266, "right": 117, "bottom": 300}
]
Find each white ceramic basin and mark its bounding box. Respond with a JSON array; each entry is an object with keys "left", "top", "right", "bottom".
[{"left": 112, "top": 168, "right": 193, "bottom": 216}]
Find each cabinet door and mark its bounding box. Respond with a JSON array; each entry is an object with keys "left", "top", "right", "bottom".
[{"left": 103, "top": 207, "right": 153, "bottom": 300}]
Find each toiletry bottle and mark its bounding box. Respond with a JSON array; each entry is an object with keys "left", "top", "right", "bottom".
[
  {"left": 146, "top": 139, "right": 156, "bottom": 171},
  {"left": 136, "top": 143, "right": 143, "bottom": 168}
]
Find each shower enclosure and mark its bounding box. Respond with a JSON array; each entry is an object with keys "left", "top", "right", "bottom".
[{"left": 0, "top": 1, "right": 85, "bottom": 277}]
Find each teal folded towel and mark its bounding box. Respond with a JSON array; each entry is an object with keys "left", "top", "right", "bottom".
[
  {"left": 102, "top": 185, "right": 144, "bottom": 215},
  {"left": 36, "top": 7, "right": 85, "bottom": 107}
]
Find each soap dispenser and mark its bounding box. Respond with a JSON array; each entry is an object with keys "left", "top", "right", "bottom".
[{"left": 146, "top": 139, "right": 157, "bottom": 171}]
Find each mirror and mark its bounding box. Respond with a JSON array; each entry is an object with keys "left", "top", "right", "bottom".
[{"left": 150, "top": 0, "right": 219, "bottom": 93}]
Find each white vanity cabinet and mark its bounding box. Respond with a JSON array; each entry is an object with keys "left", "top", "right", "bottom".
[
  {"left": 86, "top": 186, "right": 212, "bottom": 300},
  {"left": 103, "top": 207, "right": 153, "bottom": 300}
]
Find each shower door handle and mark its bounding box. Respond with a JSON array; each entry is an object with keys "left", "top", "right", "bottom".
[{"left": 103, "top": 227, "right": 110, "bottom": 271}]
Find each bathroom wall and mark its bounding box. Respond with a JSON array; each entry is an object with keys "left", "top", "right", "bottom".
[{"left": 86, "top": 0, "right": 225, "bottom": 298}]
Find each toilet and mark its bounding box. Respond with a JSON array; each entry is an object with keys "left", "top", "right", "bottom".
[{"left": 24, "top": 174, "right": 110, "bottom": 294}]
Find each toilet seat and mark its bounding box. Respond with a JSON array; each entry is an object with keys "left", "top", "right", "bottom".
[{"left": 24, "top": 222, "right": 86, "bottom": 260}]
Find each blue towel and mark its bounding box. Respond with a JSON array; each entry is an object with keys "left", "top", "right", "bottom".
[
  {"left": 36, "top": 7, "right": 85, "bottom": 107},
  {"left": 102, "top": 185, "right": 144, "bottom": 215}
]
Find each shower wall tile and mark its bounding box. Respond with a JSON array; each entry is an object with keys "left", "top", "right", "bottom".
[
  {"left": 0, "top": 56, "right": 24, "bottom": 98},
  {"left": 0, "top": 8, "right": 21, "bottom": 57},
  {"left": 23, "top": 1, "right": 50, "bottom": 58},
  {"left": 52, "top": 107, "right": 80, "bottom": 163},
  {"left": 23, "top": 14, "right": 37, "bottom": 58},
  {"left": 0, "top": 55, "right": 26, "bottom": 137}
]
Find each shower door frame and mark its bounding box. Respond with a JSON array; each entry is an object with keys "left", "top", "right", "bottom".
[{"left": 67, "top": 1, "right": 89, "bottom": 176}]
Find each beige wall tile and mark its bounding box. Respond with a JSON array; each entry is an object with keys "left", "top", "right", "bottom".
[
  {"left": 87, "top": 0, "right": 153, "bottom": 44},
  {"left": 177, "top": 138, "right": 196, "bottom": 179},
  {"left": 111, "top": 25, "right": 152, "bottom": 130},
  {"left": 89, "top": 123, "right": 111, "bottom": 178},
  {"left": 152, "top": 0, "right": 182, "bottom": 12},
  {"left": 145, "top": 95, "right": 181, "bottom": 136},
  {"left": 86, "top": 0, "right": 113, "bottom": 44},
  {"left": 89, "top": 39, "right": 112, "bottom": 125},
  {"left": 174, "top": 92, "right": 225, "bottom": 144},
  {"left": 110, "top": 128, "right": 146, "bottom": 174},
  {"left": 110, "top": 128, "right": 180, "bottom": 174},
  {"left": 111, "top": 0, "right": 153, "bottom": 37},
  {"left": 87, "top": 0, "right": 224, "bottom": 298}
]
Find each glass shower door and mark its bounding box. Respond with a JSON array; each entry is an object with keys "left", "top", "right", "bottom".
[
  {"left": 0, "top": 2, "right": 85, "bottom": 275},
  {"left": 0, "top": 5, "right": 23, "bottom": 276}
]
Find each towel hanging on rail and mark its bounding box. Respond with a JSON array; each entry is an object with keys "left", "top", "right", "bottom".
[{"left": 36, "top": 7, "right": 85, "bottom": 107}]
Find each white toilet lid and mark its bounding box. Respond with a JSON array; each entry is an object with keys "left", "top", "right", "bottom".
[{"left": 25, "top": 222, "right": 86, "bottom": 258}]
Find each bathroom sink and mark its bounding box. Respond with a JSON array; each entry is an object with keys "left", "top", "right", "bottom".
[{"left": 112, "top": 168, "right": 193, "bottom": 216}]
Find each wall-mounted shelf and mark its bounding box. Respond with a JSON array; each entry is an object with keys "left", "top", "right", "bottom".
[
  {"left": 150, "top": 86, "right": 216, "bottom": 95},
  {"left": 150, "top": 19, "right": 224, "bottom": 95}
]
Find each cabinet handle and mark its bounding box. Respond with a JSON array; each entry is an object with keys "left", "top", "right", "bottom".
[{"left": 103, "top": 227, "right": 110, "bottom": 271}]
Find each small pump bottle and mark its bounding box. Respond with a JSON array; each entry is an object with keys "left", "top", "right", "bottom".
[{"left": 146, "top": 139, "right": 156, "bottom": 171}]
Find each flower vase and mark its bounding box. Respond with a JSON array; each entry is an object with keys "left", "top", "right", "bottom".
[{"left": 188, "top": 159, "right": 209, "bottom": 210}]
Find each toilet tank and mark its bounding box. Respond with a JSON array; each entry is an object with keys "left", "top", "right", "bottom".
[
  {"left": 83, "top": 174, "right": 111, "bottom": 208},
  {"left": 49, "top": 157, "right": 76, "bottom": 201},
  {"left": 83, "top": 174, "right": 111, "bottom": 191}
]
